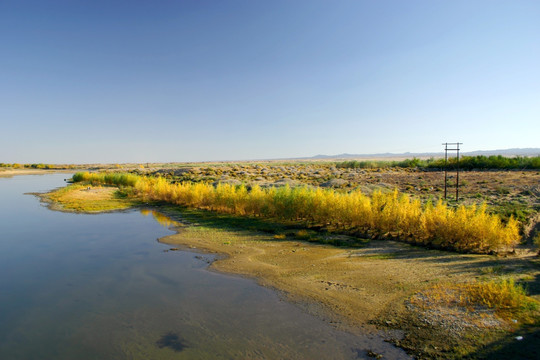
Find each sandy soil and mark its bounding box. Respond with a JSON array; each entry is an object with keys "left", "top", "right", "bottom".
[
  {"left": 149, "top": 211, "right": 539, "bottom": 358},
  {"left": 158, "top": 219, "right": 538, "bottom": 325},
  {"left": 38, "top": 185, "right": 138, "bottom": 213},
  {"left": 61, "top": 186, "right": 119, "bottom": 201},
  {"left": 0, "top": 169, "right": 70, "bottom": 177}
]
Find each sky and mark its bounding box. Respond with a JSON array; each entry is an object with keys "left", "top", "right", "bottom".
[{"left": 1, "top": 0, "right": 539, "bottom": 163}]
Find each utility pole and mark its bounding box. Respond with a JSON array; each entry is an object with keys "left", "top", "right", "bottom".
[{"left": 443, "top": 142, "right": 462, "bottom": 202}]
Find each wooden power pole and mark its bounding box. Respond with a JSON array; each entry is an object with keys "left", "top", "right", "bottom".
[{"left": 443, "top": 142, "right": 462, "bottom": 202}]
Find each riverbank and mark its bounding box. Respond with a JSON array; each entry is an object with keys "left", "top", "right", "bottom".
[
  {"left": 42, "top": 183, "right": 540, "bottom": 359},
  {"left": 156, "top": 207, "right": 540, "bottom": 359},
  {"left": 0, "top": 168, "right": 74, "bottom": 178}
]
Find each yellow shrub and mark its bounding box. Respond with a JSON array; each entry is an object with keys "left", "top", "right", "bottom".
[{"left": 77, "top": 172, "right": 521, "bottom": 253}]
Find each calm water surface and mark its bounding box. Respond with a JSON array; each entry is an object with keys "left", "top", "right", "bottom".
[{"left": 0, "top": 174, "right": 409, "bottom": 359}]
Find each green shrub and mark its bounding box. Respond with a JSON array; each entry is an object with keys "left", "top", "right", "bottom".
[{"left": 336, "top": 155, "right": 540, "bottom": 170}]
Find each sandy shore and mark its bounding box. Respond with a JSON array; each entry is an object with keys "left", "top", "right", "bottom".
[
  {"left": 145, "top": 205, "right": 539, "bottom": 358},
  {"left": 157, "top": 214, "right": 537, "bottom": 325},
  {"left": 0, "top": 169, "right": 74, "bottom": 178}
]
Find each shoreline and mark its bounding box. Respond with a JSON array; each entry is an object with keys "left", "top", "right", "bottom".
[
  {"left": 156, "top": 233, "right": 366, "bottom": 336},
  {"left": 38, "top": 182, "right": 540, "bottom": 359},
  {"left": 0, "top": 169, "right": 75, "bottom": 178},
  {"left": 144, "top": 206, "right": 540, "bottom": 358}
]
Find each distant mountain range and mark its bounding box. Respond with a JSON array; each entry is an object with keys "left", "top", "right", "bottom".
[{"left": 304, "top": 148, "right": 540, "bottom": 160}]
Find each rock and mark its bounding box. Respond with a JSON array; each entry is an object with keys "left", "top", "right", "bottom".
[
  {"left": 271, "top": 178, "right": 299, "bottom": 187},
  {"left": 213, "top": 179, "right": 242, "bottom": 186},
  {"left": 320, "top": 178, "right": 348, "bottom": 188}
]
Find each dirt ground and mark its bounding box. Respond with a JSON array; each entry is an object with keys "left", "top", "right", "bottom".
[
  {"left": 162, "top": 228, "right": 505, "bottom": 323},
  {"left": 0, "top": 169, "right": 72, "bottom": 177},
  {"left": 62, "top": 186, "right": 118, "bottom": 200}
]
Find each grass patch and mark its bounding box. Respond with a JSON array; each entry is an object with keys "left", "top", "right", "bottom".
[
  {"left": 161, "top": 205, "right": 288, "bottom": 234},
  {"left": 45, "top": 184, "right": 140, "bottom": 212},
  {"left": 463, "top": 279, "right": 538, "bottom": 319},
  {"left": 150, "top": 205, "right": 368, "bottom": 249},
  {"left": 493, "top": 201, "right": 534, "bottom": 224},
  {"left": 416, "top": 278, "right": 539, "bottom": 323},
  {"left": 403, "top": 279, "right": 540, "bottom": 358}
]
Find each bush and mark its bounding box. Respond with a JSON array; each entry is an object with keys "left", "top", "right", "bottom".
[
  {"left": 79, "top": 172, "right": 521, "bottom": 253},
  {"left": 462, "top": 279, "right": 538, "bottom": 313},
  {"left": 336, "top": 155, "right": 540, "bottom": 170},
  {"left": 72, "top": 172, "right": 139, "bottom": 187}
]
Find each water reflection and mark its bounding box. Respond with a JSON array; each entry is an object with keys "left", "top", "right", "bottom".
[{"left": 140, "top": 208, "right": 181, "bottom": 228}]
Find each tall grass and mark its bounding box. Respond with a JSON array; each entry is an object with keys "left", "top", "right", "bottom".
[
  {"left": 414, "top": 279, "right": 538, "bottom": 322},
  {"left": 73, "top": 172, "right": 139, "bottom": 186},
  {"left": 72, "top": 172, "right": 521, "bottom": 253},
  {"left": 462, "top": 279, "right": 537, "bottom": 313}
]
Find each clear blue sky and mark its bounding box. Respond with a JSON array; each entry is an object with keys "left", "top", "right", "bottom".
[{"left": 1, "top": 0, "right": 539, "bottom": 163}]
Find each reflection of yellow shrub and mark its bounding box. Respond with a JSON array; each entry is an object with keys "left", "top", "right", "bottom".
[
  {"left": 73, "top": 172, "right": 521, "bottom": 253},
  {"left": 141, "top": 209, "right": 180, "bottom": 228}
]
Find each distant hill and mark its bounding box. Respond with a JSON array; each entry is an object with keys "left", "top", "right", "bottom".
[{"left": 306, "top": 148, "right": 540, "bottom": 160}]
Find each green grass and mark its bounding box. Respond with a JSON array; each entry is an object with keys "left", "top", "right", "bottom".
[
  {"left": 73, "top": 172, "right": 139, "bottom": 186},
  {"left": 493, "top": 201, "right": 535, "bottom": 223}
]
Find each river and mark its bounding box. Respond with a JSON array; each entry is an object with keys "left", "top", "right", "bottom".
[{"left": 0, "top": 173, "right": 409, "bottom": 359}]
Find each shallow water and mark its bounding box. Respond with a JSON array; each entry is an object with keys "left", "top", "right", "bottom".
[{"left": 0, "top": 174, "right": 409, "bottom": 359}]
